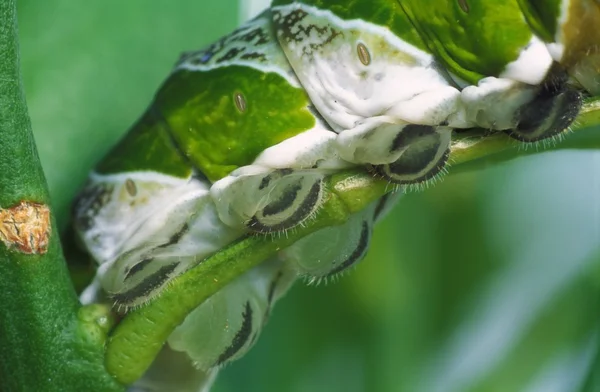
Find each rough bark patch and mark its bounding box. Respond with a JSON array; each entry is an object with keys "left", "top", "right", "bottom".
[{"left": 0, "top": 201, "right": 51, "bottom": 254}]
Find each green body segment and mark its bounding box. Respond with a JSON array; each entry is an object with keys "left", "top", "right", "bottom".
[
  {"left": 96, "top": 35, "right": 316, "bottom": 182},
  {"left": 96, "top": 108, "right": 194, "bottom": 178},
  {"left": 156, "top": 66, "right": 315, "bottom": 182},
  {"left": 270, "top": 0, "right": 428, "bottom": 54},
  {"left": 398, "top": 0, "right": 534, "bottom": 84},
  {"left": 517, "top": 0, "right": 562, "bottom": 42}
]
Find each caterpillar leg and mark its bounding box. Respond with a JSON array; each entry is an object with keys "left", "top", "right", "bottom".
[
  {"left": 210, "top": 128, "right": 349, "bottom": 233},
  {"left": 282, "top": 198, "right": 383, "bottom": 280},
  {"left": 506, "top": 73, "right": 583, "bottom": 142},
  {"left": 167, "top": 257, "right": 296, "bottom": 370},
  {"left": 335, "top": 119, "right": 452, "bottom": 184},
  {"left": 461, "top": 68, "right": 582, "bottom": 142},
  {"left": 370, "top": 125, "right": 451, "bottom": 185},
  {"left": 211, "top": 166, "right": 326, "bottom": 233}
]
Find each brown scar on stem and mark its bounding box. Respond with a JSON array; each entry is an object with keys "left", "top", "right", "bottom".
[{"left": 0, "top": 201, "right": 51, "bottom": 254}]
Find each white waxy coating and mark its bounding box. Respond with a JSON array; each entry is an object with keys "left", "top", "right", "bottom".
[
  {"left": 272, "top": 4, "right": 470, "bottom": 137},
  {"left": 500, "top": 36, "right": 553, "bottom": 85},
  {"left": 252, "top": 127, "right": 351, "bottom": 170},
  {"left": 461, "top": 77, "right": 538, "bottom": 130},
  {"left": 74, "top": 171, "right": 209, "bottom": 264}
]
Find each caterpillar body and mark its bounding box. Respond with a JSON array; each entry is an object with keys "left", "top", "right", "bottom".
[{"left": 74, "top": 1, "right": 598, "bottom": 390}]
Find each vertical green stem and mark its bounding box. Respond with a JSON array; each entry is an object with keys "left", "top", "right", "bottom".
[{"left": 0, "top": 1, "right": 122, "bottom": 390}]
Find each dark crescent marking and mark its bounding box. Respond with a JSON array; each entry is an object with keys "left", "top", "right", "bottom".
[
  {"left": 509, "top": 88, "right": 582, "bottom": 142},
  {"left": 259, "top": 168, "right": 295, "bottom": 191},
  {"left": 373, "top": 193, "right": 391, "bottom": 221},
  {"left": 215, "top": 301, "right": 253, "bottom": 366},
  {"left": 387, "top": 136, "right": 442, "bottom": 176},
  {"left": 326, "top": 221, "right": 371, "bottom": 277},
  {"left": 124, "top": 257, "right": 153, "bottom": 281},
  {"left": 264, "top": 270, "right": 285, "bottom": 320},
  {"left": 267, "top": 271, "right": 284, "bottom": 307},
  {"left": 390, "top": 125, "right": 436, "bottom": 153},
  {"left": 112, "top": 262, "right": 179, "bottom": 304},
  {"left": 262, "top": 183, "right": 302, "bottom": 217},
  {"left": 248, "top": 180, "right": 322, "bottom": 233},
  {"left": 157, "top": 223, "right": 190, "bottom": 249}
]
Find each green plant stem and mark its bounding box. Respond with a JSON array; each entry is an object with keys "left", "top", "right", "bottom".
[
  {"left": 106, "top": 98, "right": 600, "bottom": 385},
  {"left": 0, "top": 1, "right": 122, "bottom": 390}
]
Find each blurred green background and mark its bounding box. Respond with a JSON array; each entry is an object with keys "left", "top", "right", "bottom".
[{"left": 17, "top": 1, "right": 600, "bottom": 391}]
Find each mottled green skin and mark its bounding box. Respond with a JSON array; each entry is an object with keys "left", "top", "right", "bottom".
[
  {"left": 399, "top": 0, "right": 534, "bottom": 84},
  {"left": 97, "top": 108, "right": 193, "bottom": 178},
  {"left": 271, "top": 0, "right": 428, "bottom": 52},
  {"left": 157, "top": 67, "right": 314, "bottom": 182},
  {"left": 97, "top": 66, "right": 315, "bottom": 183},
  {"left": 517, "top": 0, "right": 562, "bottom": 42}
]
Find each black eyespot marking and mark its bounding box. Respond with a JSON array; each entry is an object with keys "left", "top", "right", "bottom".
[
  {"left": 248, "top": 180, "right": 322, "bottom": 233},
  {"left": 112, "top": 262, "right": 179, "bottom": 305},
  {"left": 326, "top": 221, "right": 371, "bottom": 277},
  {"left": 357, "top": 42, "right": 371, "bottom": 66},
  {"left": 390, "top": 125, "right": 436, "bottom": 153},
  {"left": 124, "top": 257, "right": 153, "bottom": 281},
  {"left": 262, "top": 183, "right": 302, "bottom": 217},
  {"left": 215, "top": 301, "right": 253, "bottom": 366},
  {"left": 234, "top": 92, "right": 247, "bottom": 113}
]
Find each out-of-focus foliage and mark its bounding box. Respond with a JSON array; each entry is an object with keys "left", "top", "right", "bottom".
[{"left": 18, "top": 1, "right": 599, "bottom": 391}]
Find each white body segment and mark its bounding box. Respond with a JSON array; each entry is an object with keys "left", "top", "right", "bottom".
[
  {"left": 461, "top": 78, "right": 538, "bottom": 130},
  {"left": 272, "top": 4, "right": 469, "bottom": 169},
  {"left": 74, "top": 172, "right": 245, "bottom": 306},
  {"left": 499, "top": 36, "right": 553, "bottom": 85}
]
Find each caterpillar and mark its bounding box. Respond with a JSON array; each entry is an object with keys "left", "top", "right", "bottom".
[{"left": 74, "top": 1, "right": 598, "bottom": 390}]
